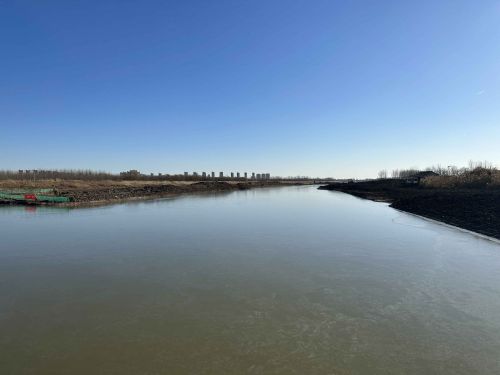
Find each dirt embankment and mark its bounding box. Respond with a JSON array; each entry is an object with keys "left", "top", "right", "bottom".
[
  {"left": 319, "top": 180, "right": 500, "bottom": 240},
  {"left": 60, "top": 181, "right": 250, "bottom": 203},
  {"left": 0, "top": 179, "right": 307, "bottom": 206}
]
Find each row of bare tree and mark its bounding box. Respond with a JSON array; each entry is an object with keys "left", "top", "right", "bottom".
[
  {"left": 0, "top": 169, "right": 298, "bottom": 182},
  {"left": 378, "top": 161, "right": 497, "bottom": 180},
  {"left": 0, "top": 169, "right": 118, "bottom": 181}
]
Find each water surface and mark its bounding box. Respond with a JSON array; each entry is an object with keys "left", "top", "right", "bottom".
[{"left": 1, "top": 186, "right": 500, "bottom": 374}]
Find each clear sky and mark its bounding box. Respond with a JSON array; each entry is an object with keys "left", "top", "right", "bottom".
[{"left": 1, "top": 1, "right": 499, "bottom": 178}]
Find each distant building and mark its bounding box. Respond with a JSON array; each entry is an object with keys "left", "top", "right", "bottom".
[
  {"left": 236, "top": 172, "right": 240, "bottom": 178},
  {"left": 252, "top": 172, "right": 255, "bottom": 179},
  {"left": 184, "top": 172, "right": 189, "bottom": 177},
  {"left": 231, "top": 172, "right": 234, "bottom": 178},
  {"left": 219, "top": 172, "right": 224, "bottom": 178},
  {"left": 244, "top": 172, "right": 247, "bottom": 179},
  {"left": 212, "top": 172, "right": 215, "bottom": 178}
]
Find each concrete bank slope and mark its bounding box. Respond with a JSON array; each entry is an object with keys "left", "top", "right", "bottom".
[{"left": 319, "top": 181, "right": 500, "bottom": 240}]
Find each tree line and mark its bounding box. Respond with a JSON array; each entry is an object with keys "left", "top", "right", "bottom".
[{"left": 378, "top": 160, "right": 497, "bottom": 179}]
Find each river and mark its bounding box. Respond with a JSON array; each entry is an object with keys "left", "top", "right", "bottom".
[{"left": 1, "top": 186, "right": 500, "bottom": 374}]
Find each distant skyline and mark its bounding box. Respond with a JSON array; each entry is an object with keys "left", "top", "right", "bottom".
[{"left": 1, "top": 0, "right": 499, "bottom": 178}]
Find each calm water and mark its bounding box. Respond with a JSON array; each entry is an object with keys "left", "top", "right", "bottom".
[{"left": 1, "top": 186, "right": 500, "bottom": 374}]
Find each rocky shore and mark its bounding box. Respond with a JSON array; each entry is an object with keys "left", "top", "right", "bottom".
[{"left": 319, "top": 180, "right": 500, "bottom": 240}]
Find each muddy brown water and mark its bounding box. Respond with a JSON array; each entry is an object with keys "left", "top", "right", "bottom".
[{"left": 1, "top": 186, "right": 500, "bottom": 374}]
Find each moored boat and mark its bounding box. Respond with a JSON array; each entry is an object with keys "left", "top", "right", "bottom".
[{"left": 0, "top": 189, "right": 71, "bottom": 204}]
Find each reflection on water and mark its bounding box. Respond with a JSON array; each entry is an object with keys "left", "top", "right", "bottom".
[{"left": 1, "top": 186, "right": 500, "bottom": 374}]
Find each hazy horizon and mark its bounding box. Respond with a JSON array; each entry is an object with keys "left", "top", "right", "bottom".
[{"left": 2, "top": 1, "right": 500, "bottom": 178}]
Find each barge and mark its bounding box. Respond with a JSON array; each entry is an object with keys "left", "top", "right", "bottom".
[{"left": 0, "top": 189, "right": 70, "bottom": 204}]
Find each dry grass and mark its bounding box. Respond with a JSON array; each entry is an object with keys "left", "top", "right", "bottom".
[
  {"left": 0, "top": 179, "right": 198, "bottom": 190},
  {"left": 0, "top": 179, "right": 277, "bottom": 191},
  {"left": 422, "top": 168, "right": 500, "bottom": 189}
]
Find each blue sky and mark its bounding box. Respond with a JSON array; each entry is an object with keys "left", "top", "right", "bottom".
[{"left": 1, "top": 0, "right": 499, "bottom": 178}]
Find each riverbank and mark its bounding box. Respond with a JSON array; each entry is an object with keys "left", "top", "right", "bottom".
[
  {"left": 319, "top": 180, "right": 500, "bottom": 240},
  {"left": 0, "top": 180, "right": 309, "bottom": 207}
]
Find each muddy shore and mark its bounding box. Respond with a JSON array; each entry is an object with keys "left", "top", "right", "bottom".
[
  {"left": 319, "top": 180, "right": 500, "bottom": 240},
  {"left": 0, "top": 180, "right": 308, "bottom": 207}
]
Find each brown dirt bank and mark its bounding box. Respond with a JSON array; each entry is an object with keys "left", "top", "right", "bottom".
[
  {"left": 319, "top": 180, "right": 500, "bottom": 240},
  {"left": 61, "top": 181, "right": 250, "bottom": 205},
  {"left": 0, "top": 180, "right": 309, "bottom": 207}
]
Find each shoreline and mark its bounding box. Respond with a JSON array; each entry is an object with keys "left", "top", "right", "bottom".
[
  {"left": 393, "top": 209, "right": 500, "bottom": 244},
  {"left": 0, "top": 180, "right": 311, "bottom": 208},
  {"left": 319, "top": 181, "right": 500, "bottom": 241}
]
